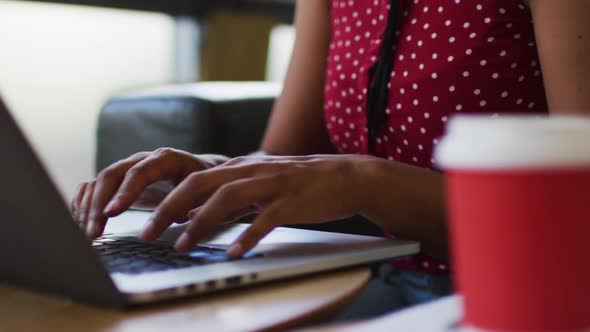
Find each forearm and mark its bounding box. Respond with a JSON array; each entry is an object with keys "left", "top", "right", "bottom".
[
  {"left": 355, "top": 158, "right": 448, "bottom": 258},
  {"left": 530, "top": 0, "right": 590, "bottom": 115},
  {"left": 260, "top": 0, "right": 335, "bottom": 156}
]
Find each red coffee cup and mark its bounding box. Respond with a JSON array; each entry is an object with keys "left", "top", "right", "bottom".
[{"left": 435, "top": 115, "right": 590, "bottom": 331}]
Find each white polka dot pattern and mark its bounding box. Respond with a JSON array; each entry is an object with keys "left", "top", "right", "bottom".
[
  {"left": 325, "top": 0, "right": 547, "bottom": 170},
  {"left": 324, "top": 0, "right": 548, "bottom": 274}
]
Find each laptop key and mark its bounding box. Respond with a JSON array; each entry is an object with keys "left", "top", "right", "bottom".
[
  {"left": 95, "top": 237, "right": 261, "bottom": 275},
  {"left": 165, "top": 259, "right": 193, "bottom": 267},
  {"left": 204, "top": 253, "right": 231, "bottom": 263}
]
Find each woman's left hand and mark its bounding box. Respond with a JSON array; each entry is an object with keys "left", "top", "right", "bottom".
[{"left": 139, "top": 154, "right": 375, "bottom": 258}]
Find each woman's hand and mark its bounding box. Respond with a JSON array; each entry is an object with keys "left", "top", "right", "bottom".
[
  {"left": 70, "top": 148, "right": 229, "bottom": 239},
  {"left": 140, "top": 154, "right": 376, "bottom": 258}
]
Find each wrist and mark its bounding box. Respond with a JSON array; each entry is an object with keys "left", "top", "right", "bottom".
[{"left": 348, "top": 156, "right": 389, "bottom": 216}]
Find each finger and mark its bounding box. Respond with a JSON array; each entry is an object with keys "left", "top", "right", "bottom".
[
  {"left": 222, "top": 205, "right": 260, "bottom": 224},
  {"left": 187, "top": 207, "right": 201, "bottom": 220},
  {"left": 222, "top": 155, "right": 320, "bottom": 167},
  {"left": 78, "top": 181, "right": 95, "bottom": 236},
  {"left": 227, "top": 203, "right": 287, "bottom": 258},
  {"left": 221, "top": 156, "right": 251, "bottom": 167},
  {"left": 86, "top": 153, "right": 149, "bottom": 239},
  {"left": 174, "top": 176, "right": 281, "bottom": 252},
  {"left": 131, "top": 180, "right": 176, "bottom": 210},
  {"left": 102, "top": 152, "right": 173, "bottom": 217},
  {"left": 141, "top": 164, "right": 270, "bottom": 241},
  {"left": 185, "top": 205, "right": 257, "bottom": 224},
  {"left": 71, "top": 182, "right": 88, "bottom": 223}
]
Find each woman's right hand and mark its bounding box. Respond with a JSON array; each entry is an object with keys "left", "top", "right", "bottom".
[{"left": 70, "top": 148, "right": 229, "bottom": 239}]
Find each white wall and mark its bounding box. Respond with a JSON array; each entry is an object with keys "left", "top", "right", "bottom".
[
  {"left": 0, "top": 1, "right": 174, "bottom": 200},
  {"left": 266, "top": 24, "right": 295, "bottom": 83}
]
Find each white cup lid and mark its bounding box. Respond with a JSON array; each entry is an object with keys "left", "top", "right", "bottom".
[{"left": 435, "top": 115, "right": 590, "bottom": 170}]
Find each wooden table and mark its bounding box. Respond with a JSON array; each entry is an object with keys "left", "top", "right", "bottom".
[
  {"left": 0, "top": 212, "right": 372, "bottom": 332},
  {"left": 0, "top": 268, "right": 370, "bottom": 332}
]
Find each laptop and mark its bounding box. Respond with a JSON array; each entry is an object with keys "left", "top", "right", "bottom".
[{"left": 0, "top": 96, "right": 420, "bottom": 307}]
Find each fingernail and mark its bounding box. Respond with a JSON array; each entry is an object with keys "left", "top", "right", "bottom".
[
  {"left": 104, "top": 199, "right": 119, "bottom": 215},
  {"left": 93, "top": 223, "right": 101, "bottom": 238},
  {"left": 175, "top": 233, "right": 192, "bottom": 252},
  {"left": 86, "top": 220, "right": 95, "bottom": 237},
  {"left": 227, "top": 243, "right": 243, "bottom": 258},
  {"left": 140, "top": 218, "right": 155, "bottom": 241}
]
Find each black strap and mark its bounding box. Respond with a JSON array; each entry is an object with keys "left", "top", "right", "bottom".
[{"left": 366, "top": 1, "right": 399, "bottom": 154}]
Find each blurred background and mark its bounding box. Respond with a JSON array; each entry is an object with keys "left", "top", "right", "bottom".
[{"left": 0, "top": 0, "right": 295, "bottom": 200}]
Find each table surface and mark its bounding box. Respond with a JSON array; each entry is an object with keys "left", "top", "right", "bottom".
[
  {"left": 0, "top": 212, "right": 372, "bottom": 332},
  {"left": 1, "top": 268, "right": 371, "bottom": 332}
]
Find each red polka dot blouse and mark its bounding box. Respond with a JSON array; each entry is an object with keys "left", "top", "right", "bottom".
[{"left": 324, "top": 0, "right": 548, "bottom": 273}]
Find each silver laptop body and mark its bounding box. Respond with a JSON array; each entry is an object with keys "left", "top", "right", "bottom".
[{"left": 0, "top": 96, "right": 419, "bottom": 307}]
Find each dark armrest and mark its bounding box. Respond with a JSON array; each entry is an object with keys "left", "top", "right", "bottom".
[{"left": 96, "top": 82, "right": 280, "bottom": 173}]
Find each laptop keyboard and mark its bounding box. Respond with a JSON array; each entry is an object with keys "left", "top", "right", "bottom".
[{"left": 93, "top": 237, "right": 259, "bottom": 275}]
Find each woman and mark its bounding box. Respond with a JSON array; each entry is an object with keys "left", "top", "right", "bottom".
[{"left": 72, "top": 0, "right": 590, "bottom": 316}]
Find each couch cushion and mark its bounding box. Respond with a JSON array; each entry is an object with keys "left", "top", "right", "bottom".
[{"left": 96, "top": 82, "right": 280, "bottom": 172}]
